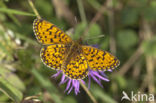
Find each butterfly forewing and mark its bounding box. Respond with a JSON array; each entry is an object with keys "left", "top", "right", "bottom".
[
  {"left": 82, "top": 46, "right": 120, "bottom": 71},
  {"left": 33, "top": 19, "right": 72, "bottom": 45}
]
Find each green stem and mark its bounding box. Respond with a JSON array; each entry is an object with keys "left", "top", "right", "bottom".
[
  {"left": 28, "top": 0, "right": 41, "bottom": 19},
  {"left": 77, "top": 0, "right": 87, "bottom": 24},
  {"left": 79, "top": 80, "right": 98, "bottom": 103}
]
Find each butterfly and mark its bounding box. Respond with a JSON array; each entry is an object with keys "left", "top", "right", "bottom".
[{"left": 33, "top": 18, "right": 120, "bottom": 80}]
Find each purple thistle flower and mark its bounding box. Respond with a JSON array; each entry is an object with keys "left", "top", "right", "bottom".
[{"left": 52, "top": 70, "right": 110, "bottom": 95}]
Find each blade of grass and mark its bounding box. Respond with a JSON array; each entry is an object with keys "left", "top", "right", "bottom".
[
  {"left": 0, "top": 67, "right": 26, "bottom": 91},
  {"left": 16, "top": 33, "right": 37, "bottom": 45},
  {"left": 76, "top": 0, "right": 87, "bottom": 23},
  {"left": 0, "top": 8, "right": 35, "bottom": 16},
  {"left": 0, "top": 76, "right": 23, "bottom": 103},
  {"left": 0, "top": 1, "right": 21, "bottom": 26},
  {"left": 91, "top": 85, "right": 117, "bottom": 103}
]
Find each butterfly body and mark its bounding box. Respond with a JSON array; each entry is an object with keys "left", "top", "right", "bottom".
[
  {"left": 33, "top": 18, "right": 120, "bottom": 80},
  {"left": 62, "top": 40, "right": 82, "bottom": 70}
]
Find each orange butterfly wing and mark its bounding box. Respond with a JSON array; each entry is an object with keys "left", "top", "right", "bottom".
[
  {"left": 63, "top": 54, "right": 88, "bottom": 80},
  {"left": 82, "top": 46, "right": 120, "bottom": 71},
  {"left": 40, "top": 44, "right": 67, "bottom": 70},
  {"left": 33, "top": 19, "right": 72, "bottom": 45}
]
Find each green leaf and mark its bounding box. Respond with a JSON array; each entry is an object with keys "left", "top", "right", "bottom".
[
  {"left": 87, "top": 23, "right": 102, "bottom": 43},
  {"left": 0, "top": 67, "right": 26, "bottom": 91},
  {"left": 74, "top": 23, "right": 102, "bottom": 44},
  {"left": 0, "top": 76, "right": 23, "bottom": 103},
  {"left": 35, "top": 0, "right": 53, "bottom": 17},
  {"left": 31, "top": 69, "right": 62, "bottom": 103},
  {"left": 100, "top": 36, "right": 109, "bottom": 50},
  {"left": 117, "top": 29, "right": 138, "bottom": 49},
  {"left": 0, "top": 8, "right": 35, "bottom": 16},
  {"left": 88, "top": 23, "right": 102, "bottom": 36},
  {"left": 74, "top": 22, "right": 87, "bottom": 40}
]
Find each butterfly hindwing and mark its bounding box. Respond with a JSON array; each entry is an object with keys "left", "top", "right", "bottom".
[
  {"left": 40, "top": 44, "right": 67, "bottom": 70},
  {"left": 63, "top": 54, "right": 89, "bottom": 80},
  {"left": 82, "top": 46, "right": 120, "bottom": 71},
  {"left": 33, "top": 19, "right": 72, "bottom": 45}
]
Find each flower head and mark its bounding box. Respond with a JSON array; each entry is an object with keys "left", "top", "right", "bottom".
[{"left": 52, "top": 69, "right": 110, "bottom": 95}]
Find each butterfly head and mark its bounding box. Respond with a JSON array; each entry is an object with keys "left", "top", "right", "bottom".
[{"left": 75, "top": 37, "right": 83, "bottom": 45}]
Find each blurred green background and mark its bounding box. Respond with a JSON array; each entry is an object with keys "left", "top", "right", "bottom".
[{"left": 0, "top": 0, "right": 156, "bottom": 103}]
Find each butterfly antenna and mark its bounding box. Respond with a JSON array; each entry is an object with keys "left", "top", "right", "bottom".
[
  {"left": 66, "top": 16, "right": 78, "bottom": 36},
  {"left": 74, "top": 16, "right": 78, "bottom": 25}
]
